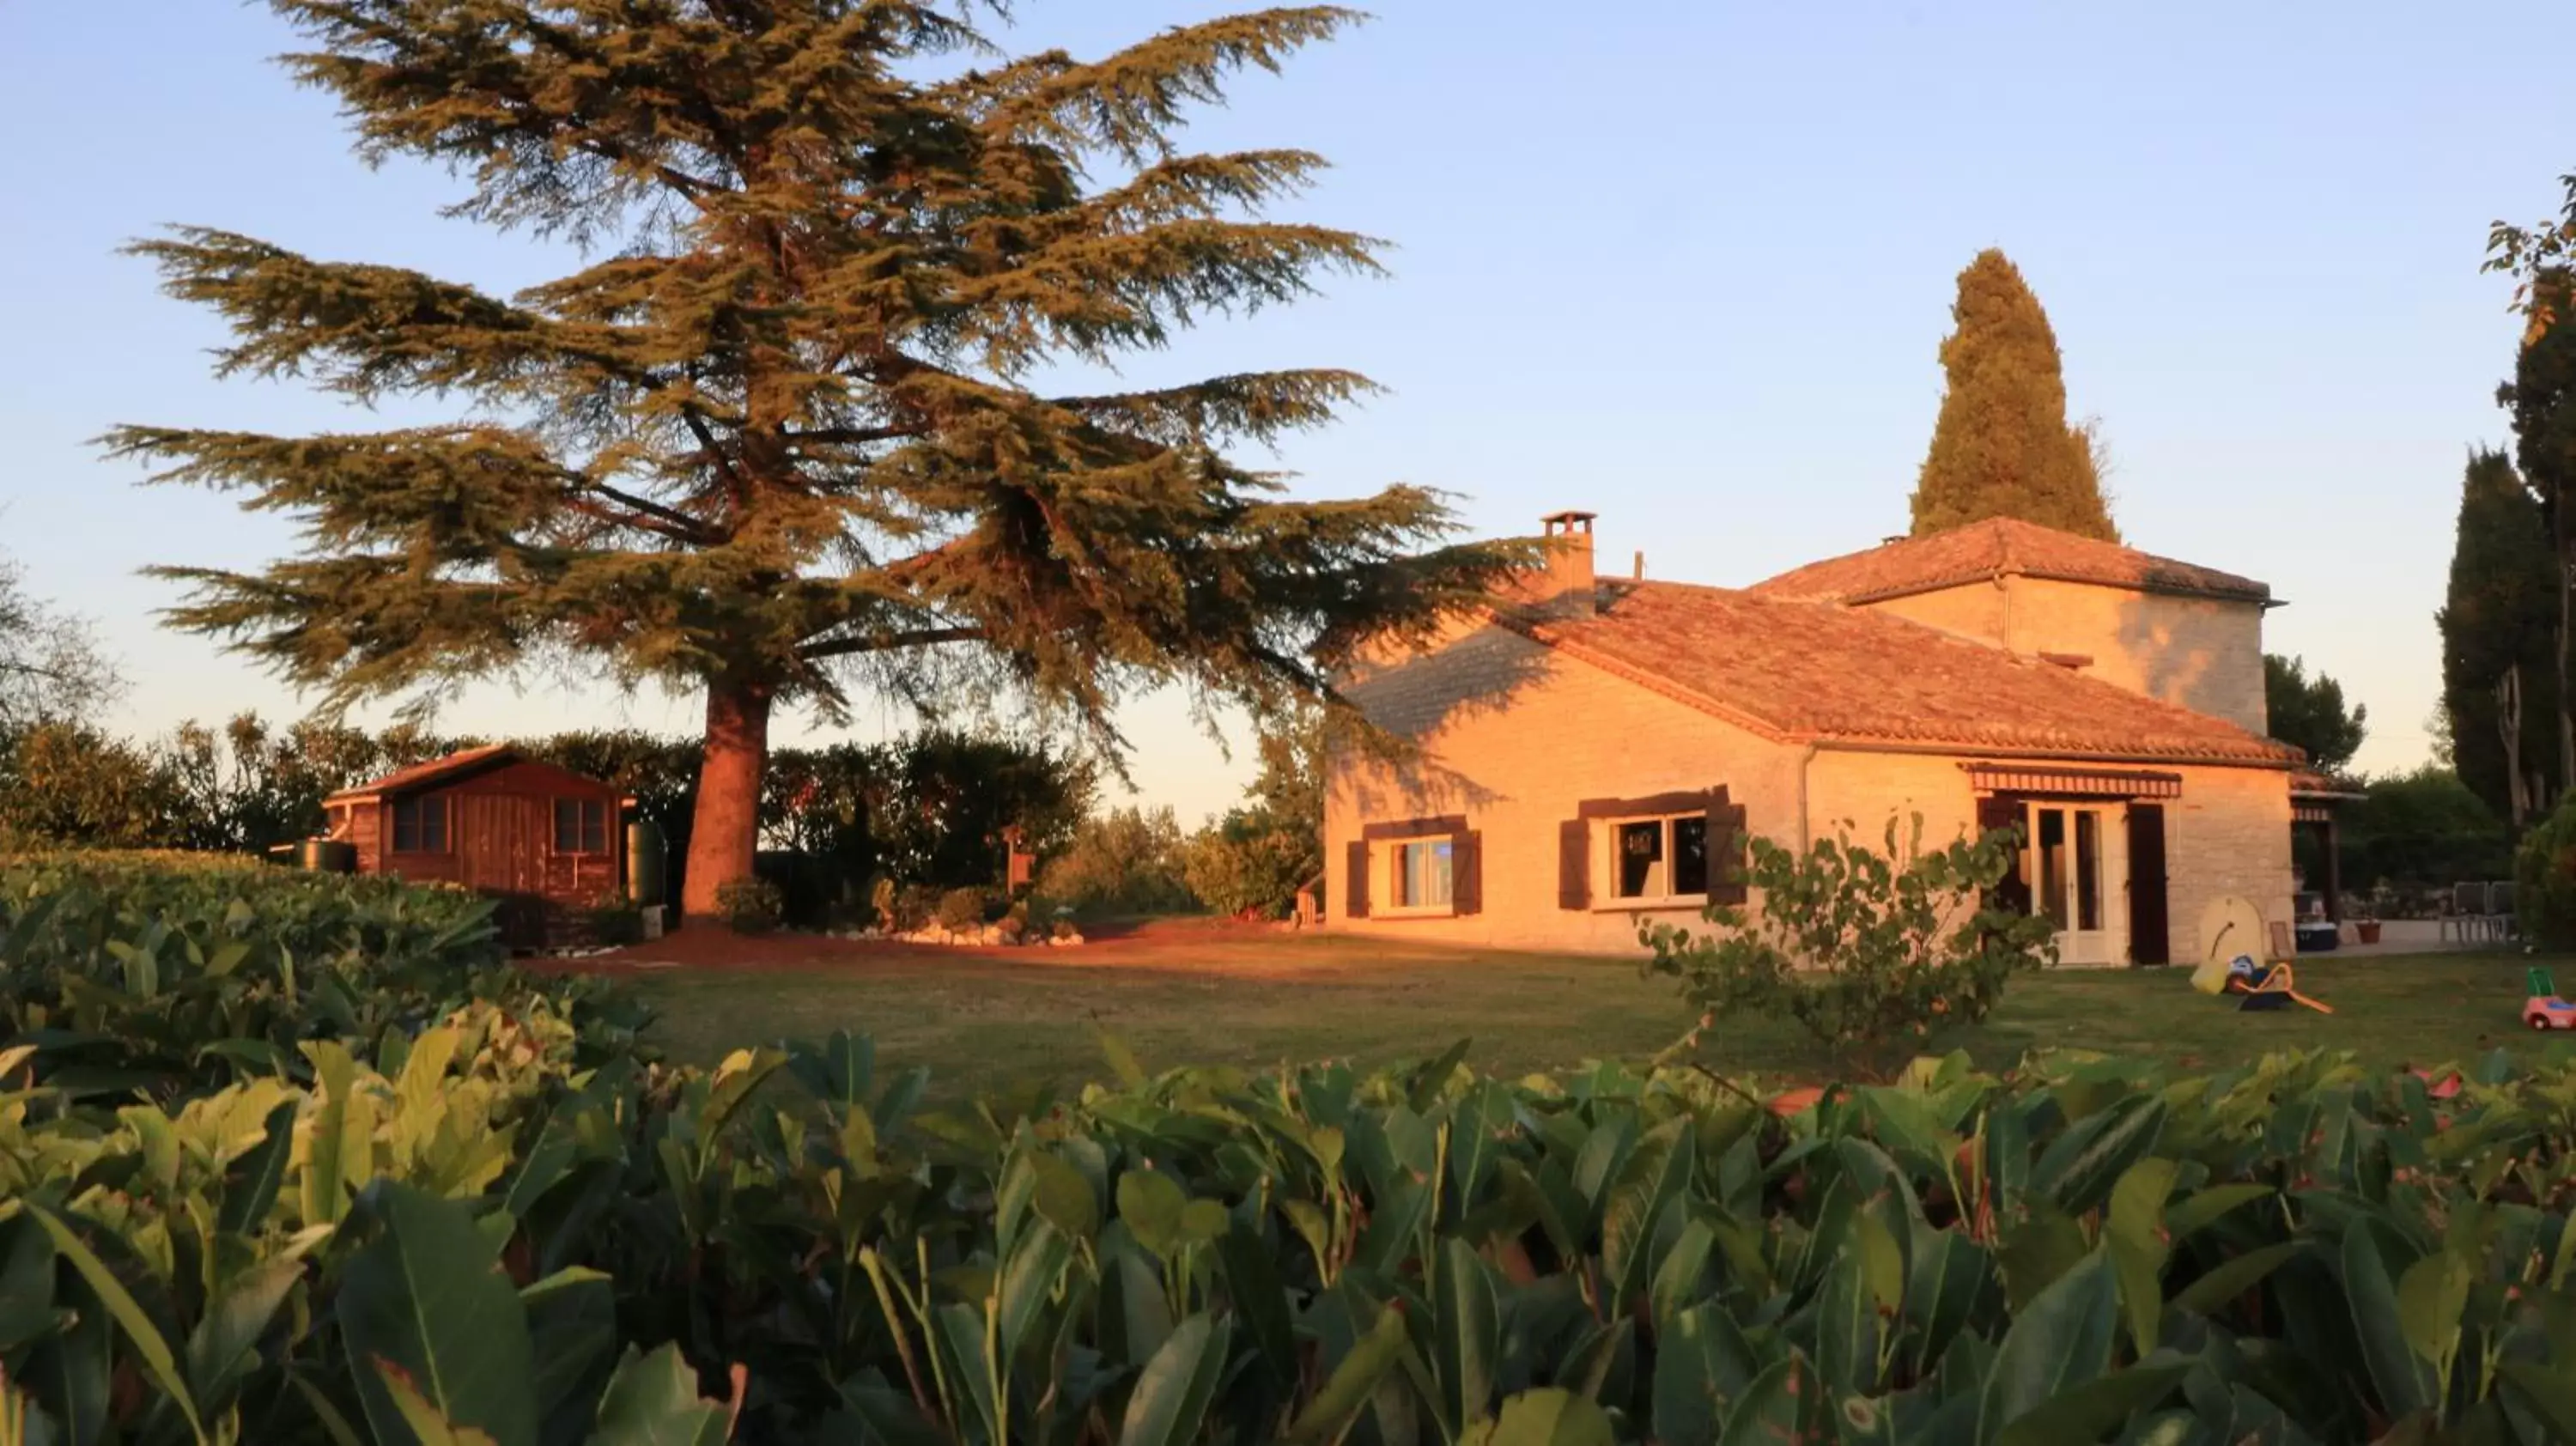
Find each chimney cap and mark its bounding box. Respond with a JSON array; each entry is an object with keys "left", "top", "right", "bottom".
[{"left": 1541, "top": 509, "right": 1597, "bottom": 535}]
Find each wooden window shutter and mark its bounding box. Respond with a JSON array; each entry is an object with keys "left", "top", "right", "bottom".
[
  {"left": 1558, "top": 819, "right": 1589, "bottom": 910},
  {"left": 1705, "top": 799, "right": 1748, "bottom": 905},
  {"left": 1345, "top": 839, "right": 1371, "bottom": 919},
  {"left": 1975, "top": 794, "right": 2023, "bottom": 845},
  {"left": 1452, "top": 830, "right": 1483, "bottom": 915},
  {"left": 1976, "top": 794, "right": 2030, "bottom": 915}
]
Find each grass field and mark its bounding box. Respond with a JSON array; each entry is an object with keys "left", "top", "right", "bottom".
[{"left": 605, "top": 927, "right": 2576, "bottom": 1097}]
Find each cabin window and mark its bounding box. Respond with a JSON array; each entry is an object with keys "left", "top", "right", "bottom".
[
  {"left": 391, "top": 796, "right": 448, "bottom": 854},
  {"left": 1608, "top": 815, "right": 1709, "bottom": 902},
  {"left": 554, "top": 799, "right": 610, "bottom": 855},
  {"left": 1390, "top": 837, "right": 1454, "bottom": 911}
]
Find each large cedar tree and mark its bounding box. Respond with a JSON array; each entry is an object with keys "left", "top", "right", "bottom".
[
  {"left": 110, "top": 1, "right": 1525, "bottom": 915},
  {"left": 1908, "top": 249, "right": 2118, "bottom": 542}
]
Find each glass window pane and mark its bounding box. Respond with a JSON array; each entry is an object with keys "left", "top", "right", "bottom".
[
  {"left": 1428, "top": 839, "right": 1453, "bottom": 907},
  {"left": 2038, "top": 808, "right": 2068, "bottom": 928},
  {"left": 1617, "top": 821, "right": 1662, "bottom": 897},
  {"left": 1673, "top": 817, "right": 1709, "bottom": 895},
  {"left": 554, "top": 799, "right": 579, "bottom": 853},
  {"left": 2075, "top": 811, "right": 2101, "bottom": 931},
  {"left": 588, "top": 803, "right": 608, "bottom": 853}
]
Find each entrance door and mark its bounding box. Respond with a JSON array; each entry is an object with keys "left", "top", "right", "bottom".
[{"left": 2025, "top": 801, "right": 2125, "bottom": 965}]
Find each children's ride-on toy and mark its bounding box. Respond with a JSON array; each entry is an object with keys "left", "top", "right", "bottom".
[
  {"left": 2524, "top": 969, "right": 2576, "bottom": 1031},
  {"left": 2218, "top": 954, "right": 2334, "bottom": 1013}
]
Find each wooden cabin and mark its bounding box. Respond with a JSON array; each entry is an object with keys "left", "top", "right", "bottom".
[{"left": 322, "top": 745, "right": 631, "bottom": 949}]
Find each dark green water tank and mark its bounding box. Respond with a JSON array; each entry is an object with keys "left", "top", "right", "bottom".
[
  {"left": 297, "top": 838, "right": 358, "bottom": 874},
  {"left": 625, "top": 820, "right": 667, "bottom": 906}
]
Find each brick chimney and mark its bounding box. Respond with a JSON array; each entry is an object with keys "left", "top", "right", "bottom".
[{"left": 1536, "top": 510, "right": 1597, "bottom": 615}]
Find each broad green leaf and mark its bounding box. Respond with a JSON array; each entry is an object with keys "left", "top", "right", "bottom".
[
  {"left": 218, "top": 1100, "right": 300, "bottom": 1235},
  {"left": 1435, "top": 1237, "right": 1501, "bottom": 1431},
  {"left": 2499, "top": 1360, "right": 2576, "bottom": 1442},
  {"left": 1218, "top": 1222, "right": 1297, "bottom": 1384},
  {"left": 1099, "top": 1032, "right": 1150, "bottom": 1090},
  {"left": 1603, "top": 1117, "right": 1694, "bottom": 1308},
  {"left": 2035, "top": 1097, "right": 2166, "bottom": 1215},
  {"left": 1117, "top": 1313, "right": 1230, "bottom": 1446},
  {"left": 2343, "top": 1220, "right": 2438, "bottom": 1420},
  {"left": 1463, "top": 1388, "right": 1617, "bottom": 1446},
  {"left": 1993, "top": 1364, "right": 2189, "bottom": 1446},
  {"left": 376, "top": 1363, "right": 501, "bottom": 1446},
  {"left": 337, "top": 1183, "right": 538, "bottom": 1446},
  {"left": 1179, "top": 1199, "right": 1229, "bottom": 1244},
  {"left": 23, "top": 1205, "right": 205, "bottom": 1443},
  {"left": 299, "top": 1041, "right": 361, "bottom": 1226},
  {"left": 2395, "top": 1250, "right": 2472, "bottom": 1368},
  {"left": 2166, "top": 1241, "right": 2301, "bottom": 1320},
  {"left": 1651, "top": 1302, "right": 1760, "bottom": 1446},
  {"left": 1982, "top": 1250, "right": 2117, "bottom": 1436},
  {"left": 0, "top": 1217, "right": 58, "bottom": 1354},
  {"left": 1030, "top": 1151, "right": 1099, "bottom": 1242},
  {"left": 2107, "top": 1157, "right": 2178, "bottom": 1355},
  {"left": 522, "top": 1269, "right": 617, "bottom": 1443},
  {"left": 929, "top": 1303, "right": 999, "bottom": 1445},
  {"left": 1905, "top": 1224, "right": 1992, "bottom": 1378},
  {"left": 1817, "top": 1241, "right": 1883, "bottom": 1401},
  {"left": 1284, "top": 1295, "right": 1408, "bottom": 1446},
  {"left": 2162, "top": 1184, "right": 2271, "bottom": 1242},
  {"left": 1995, "top": 1202, "right": 2089, "bottom": 1311},
  {"left": 996, "top": 1220, "right": 1072, "bottom": 1363},
  {"left": 586, "top": 1345, "right": 730, "bottom": 1446},
  {"left": 1648, "top": 1218, "right": 1716, "bottom": 1326},
  {"left": 1717, "top": 1354, "right": 1821, "bottom": 1446},
  {"left": 185, "top": 1257, "right": 303, "bottom": 1413},
  {"left": 1408, "top": 1037, "right": 1473, "bottom": 1113},
  {"left": 694, "top": 1047, "right": 786, "bottom": 1157},
  {"left": 1119, "top": 1171, "right": 1188, "bottom": 1260}
]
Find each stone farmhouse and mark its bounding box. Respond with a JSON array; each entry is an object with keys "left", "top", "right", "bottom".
[{"left": 1325, "top": 513, "right": 2346, "bottom": 963}]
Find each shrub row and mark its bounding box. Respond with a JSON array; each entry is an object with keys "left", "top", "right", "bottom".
[
  {"left": 9, "top": 859, "right": 2576, "bottom": 1443},
  {"left": 0, "top": 852, "right": 643, "bottom": 1099}
]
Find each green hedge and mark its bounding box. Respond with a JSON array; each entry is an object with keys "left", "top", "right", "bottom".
[
  {"left": 0, "top": 851, "right": 642, "bottom": 1099},
  {"left": 9, "top": 858, "right": 2576, "bottom": 1443}
]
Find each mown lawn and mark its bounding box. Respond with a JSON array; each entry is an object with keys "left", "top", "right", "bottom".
[{"left": 614, "top": 932, "right": 2576, "bottom": 1097}]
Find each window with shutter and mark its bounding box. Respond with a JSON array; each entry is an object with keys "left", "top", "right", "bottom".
[
  {"left": 1452, "top": 831, "right": 1483, "bottom": 915},
  {"left": 1558, "top": 819, "right": 1589, "bottom": 910},
  {"left": 1345, "top": 839, "right": 1371, "bottom": 918}
]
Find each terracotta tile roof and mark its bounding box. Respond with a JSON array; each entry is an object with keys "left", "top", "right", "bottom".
[
  {"left": 1747, "top": 517, "right": 2272, "bottom": 606},
  {"left": 1502, "top": 581, "right": 2301, "bottom": 766},
  {"left": 324, "top": 744, "right": 518, "bottom": 803}
]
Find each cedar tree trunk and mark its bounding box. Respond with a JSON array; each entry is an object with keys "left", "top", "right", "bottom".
[{"left": 683, "top": 680, "right": 773, "bottom": 923}]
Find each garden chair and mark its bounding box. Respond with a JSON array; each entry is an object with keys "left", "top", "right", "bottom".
[
  {"left": 2488, "top": 881, "right": 2518, "bottom": 941},
  {"left": 2443, "top": 882, "right": 2494, "bottom": 943}
]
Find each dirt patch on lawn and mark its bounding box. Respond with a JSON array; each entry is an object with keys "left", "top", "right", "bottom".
[{"left": 533, "top": 915, "right": 1382, "bottom": 981}]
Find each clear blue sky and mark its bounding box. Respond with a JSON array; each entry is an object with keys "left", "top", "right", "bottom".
[{"left": 2, "top": 1, "right": 2563, "bottom": 821}]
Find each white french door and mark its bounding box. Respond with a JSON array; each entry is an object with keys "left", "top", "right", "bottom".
[{"left": 2023, "top": 801, "right": 2128, "bottom": 965}]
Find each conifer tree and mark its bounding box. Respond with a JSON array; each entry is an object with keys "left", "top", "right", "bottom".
[
  {"left": 2501, "top": 270, "right": 2576, "bottom": 800},
  {"left": 2438, "top": 448, "right": 2561, "bottom": 823},
  {"left": 108, "top": 1, "right": 1526, "bottom": 917},
  {"left": 1908, "top": 249, "right": 2119, "bottom": 541}
]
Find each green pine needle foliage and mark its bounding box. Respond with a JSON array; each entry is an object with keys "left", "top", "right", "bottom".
[
  {"left": 1907, "top": 249, "right": 2119, "bottom": 542},
  {"left": 107, "top": 1, "right": 1534, "bottom": 902}
]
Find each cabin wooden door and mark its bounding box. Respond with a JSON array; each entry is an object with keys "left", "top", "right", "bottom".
[{"left": 456, "top": 793, "right": 543, "bottom": 896}]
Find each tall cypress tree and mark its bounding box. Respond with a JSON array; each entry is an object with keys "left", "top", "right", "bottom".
[
  {"left": 2439, "top": 448, "right": 2561, "bottom": 824},
  {"left": 1908, "top": 249, "right": 2119, "bottom": 542},
  {"left": 2501, "top": 270, "right": 2576, "bottom": 800},
  {"left": 108, "top": 1, "right": 1527, "bottom": 917}
]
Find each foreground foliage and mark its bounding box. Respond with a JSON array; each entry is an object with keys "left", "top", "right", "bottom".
[{"left": 11, "top": 860, "right": 2576, "bottom": 1443}]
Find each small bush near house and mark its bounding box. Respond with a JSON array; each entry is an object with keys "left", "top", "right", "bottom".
[
  {"left": 1642, "top": 817, "right": 2055, "bottom": 1078},
  {"left": 714, "top": 875, "right": 784, "bottom": 935},
  {"left": 1183, "top": 813, "right": 1315, "bottom": 918},
  {"left": 936, "top": 884, "right": 990, "bottom": 934},
  {"left": 584, "top": 890, "right": 645, "bottom": 947},
  {"left": 2518, "top": 793, "right": 2576, "bottom": 948},
  {"left": 1037, "top": 805, "right": 1198, "bottom": 916}
]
